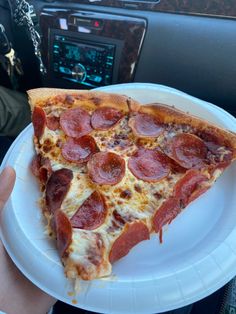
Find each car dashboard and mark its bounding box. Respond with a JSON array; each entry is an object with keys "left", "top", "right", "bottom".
[
  {"left": 22, "top": 0, "right": 235, "bottom": 117},
  {"left": 1, "top": 0, "right": 236, "bottom": 115}
]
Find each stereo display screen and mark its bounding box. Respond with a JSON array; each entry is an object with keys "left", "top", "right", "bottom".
[
  {"left": 64, "top": 43, "right": 104, "bottom": 64},
  {"left": 52, "top": 35, "right": 115, "bottom": 87}
]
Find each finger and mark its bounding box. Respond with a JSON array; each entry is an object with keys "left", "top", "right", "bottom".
[{"left": 0, "top": 167, "right": 16, "bottom": 211}]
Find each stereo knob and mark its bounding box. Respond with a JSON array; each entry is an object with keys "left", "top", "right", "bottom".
[{"left": 72, "top": 63, "right": 87, "bottom": 82}]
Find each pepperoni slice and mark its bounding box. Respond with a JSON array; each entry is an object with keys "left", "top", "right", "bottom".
[
  {"left": 60, "top": 107, "right": 92, "bottom": 138},
  {"left": 199, "top": 130, "right": 233, "bottom": 165},
  {"left": 188, "top": 186, "right": 210, "bottom": 204},
  {"left": 153, "top": 170, "right": 209, "bottom": 240},
  {"left": 62, "top": 135, "right": 98, "bottom": 164},
  {"left": 87, "top": 152, "right": 125, "bottom": 185},
  {"left": 53, "top": 210, "right": 72, "bottom": 257},
  {"left": 46, "top": 168, "right": 73, "bottom": 213},
  {"left": 47, "top": 116, "right": 60, "bottom": 131},
  {"left": 109, "top": 221, "right": 150, "bottom": 263},
  {"left": 32, "top": 106, "right": 46, "bottom": 139},
  {"left": 129, "top": 112, "right": 164, "bottom": 137},
  {"left": 31, "top": 154, "right": 52, "bottom": 183},
  {"left": 174, "top": 169, "right": 208, "bottom": 207},
  {"left": 71, "top": 191, "right": 107, "bottom": 230},
  {"left": 165, "top": 133, "right": 207, "bottom": 169},
  {"left": 128, "top": 148, "right": 170, "bottom": 182},
  {"left": 31, "top": 154, "right": 41, "bottom": 178},
  {"left": 91, "top": 107, "right": 123, "bottom": 130},
  {"left": 199, "top": 131, "right": 221, "bottom": 154},
  {"left": 153, "top": 170, "right": 208, "bottom": 235},
  {"left": 152, "top": 197, "right": 181, "bottom": 234}
]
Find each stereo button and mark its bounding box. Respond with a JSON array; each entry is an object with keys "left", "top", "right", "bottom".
[
  {"left": 53, "top": 63, "right": 59, "bottom": 72},
  {"left": 59, "top": 66, "right": 72, "bottom": 75},
  {"left": 89, "top": 75, "right": 102, "bottom": 83},
  {"left": 72, "top": 63, "right": 87, "bottom": 82}
]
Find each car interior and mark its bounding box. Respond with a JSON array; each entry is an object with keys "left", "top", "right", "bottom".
[{"left": 0, "top": 0, "right": 236, "bottom": 313}]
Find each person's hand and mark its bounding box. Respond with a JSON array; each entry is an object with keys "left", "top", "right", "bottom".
[{"left": 0, "top": 167, "right": 56, "bottom": 314}]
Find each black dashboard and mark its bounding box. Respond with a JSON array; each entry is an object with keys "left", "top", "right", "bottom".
[{"left": 1, "top": 0, "right": 236, "bottom": 115}]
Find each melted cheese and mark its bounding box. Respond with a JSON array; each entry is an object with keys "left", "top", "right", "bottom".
[
  {"left": 35, "top": 108, "right": 228, "bottom": 281},
  {"left": 91, "top": 116, "right": 137, "bottom": 156},
  {"left": 65, "top": 229, "right": 111, "bottom": 280},
  {"left": 36, "top": 116, "right": 189, "bottom": 280},
  {"left": 55, "top": 153, "right": 182, "bottom": 280}
]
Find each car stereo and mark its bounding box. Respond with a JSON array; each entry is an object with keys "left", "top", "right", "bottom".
[{"left": 52, "top": 35, "right": 115, "bottom": 87}]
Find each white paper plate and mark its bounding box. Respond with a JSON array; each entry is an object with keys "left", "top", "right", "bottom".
[{"left": 1, "top": 83, "right": 236, "bottom": 314}]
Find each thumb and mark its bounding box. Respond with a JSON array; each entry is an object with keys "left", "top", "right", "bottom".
[{"left": 0, "top": 167, "right": 16, "bottom": 211}]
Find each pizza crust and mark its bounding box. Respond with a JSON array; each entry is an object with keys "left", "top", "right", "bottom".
[
  {"left": 131, "top": 102, "right": 236, "bottom": 158},
  {"left": 27, "top": 88, "right": 139, "bottom": 114},
  {"left": 28, "top": 87, "right": 236, "bottom": 156}
]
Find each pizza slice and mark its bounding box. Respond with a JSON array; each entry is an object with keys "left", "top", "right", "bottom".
[{"left": 27, "top": 87, "right": 236, "bottom": 282}]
